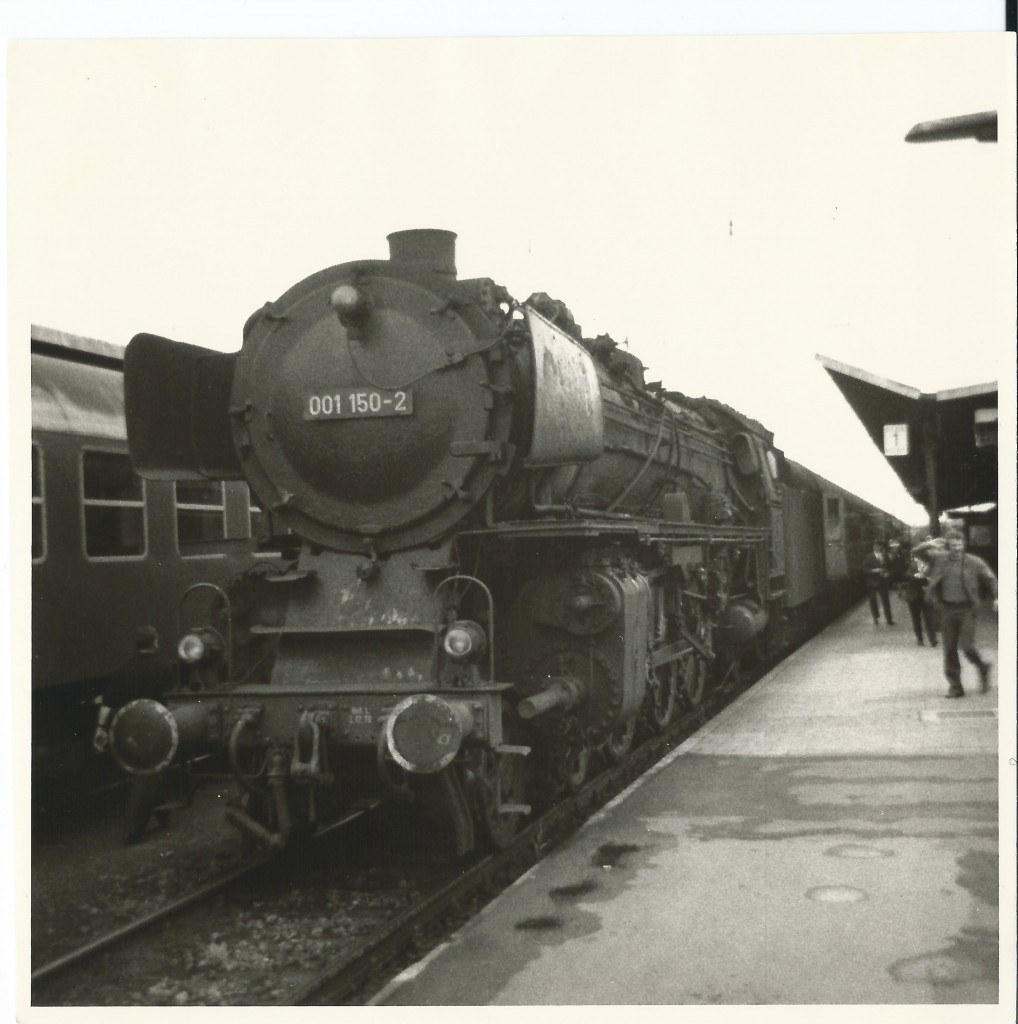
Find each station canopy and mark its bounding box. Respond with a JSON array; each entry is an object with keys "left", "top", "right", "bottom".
[{"left": 816, "top": 355, "right": 997, "bottom": 515}]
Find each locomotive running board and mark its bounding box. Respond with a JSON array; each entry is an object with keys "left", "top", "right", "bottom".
[{"left": 459, "top": 521, "right": 770, "bottom": 543}]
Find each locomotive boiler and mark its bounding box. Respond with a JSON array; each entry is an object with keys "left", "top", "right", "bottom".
[{"left": 108, "top": 230, "right": 888, "bottom": 851}]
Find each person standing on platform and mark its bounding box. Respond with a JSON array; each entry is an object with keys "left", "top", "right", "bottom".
[
  {"left": 924, "top": 529, "right": 998, "bottom": 698},
  {"left": 862, "top": 541, "right": 895, "bottom": 625},
  {"left": 900, "top": 546, "right": 938, "bottom": 647},
  {"left": 886, "top": 537, "right": 907, "bottom": 575}
]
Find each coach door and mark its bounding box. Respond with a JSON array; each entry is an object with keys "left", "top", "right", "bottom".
[{"left": 822, "top": 494, "right": 848, "bottom": 578}]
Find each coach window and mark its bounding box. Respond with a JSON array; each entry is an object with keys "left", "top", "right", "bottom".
[
  {"left": 82, "top": 450, "right": 146, "bottom": 558},
  {"left": 176, "top": 480, "right": 226, "bottom": 554},
  {"left": 825, "top": 496, "right": 841, "bottom": 523},
  {"left": 32, "top": 444, "right": 45, "bottom": 562},
  {"left": 247, "top": 485, "right": 266, "bottom": 543}
]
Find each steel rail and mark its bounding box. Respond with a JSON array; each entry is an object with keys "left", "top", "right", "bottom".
[
  {"left": 30, "top": 855, "right": 274, "bottom": 990},
  {"left": 31, "top": 797, "right": 382, "bottom": 991}
]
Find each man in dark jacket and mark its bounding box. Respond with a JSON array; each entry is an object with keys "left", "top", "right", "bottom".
[
  {"left": 900, "top": 546, "right": 938, "bottom": 646},
  {"left": 862, "top": 541, "right": 895, "bottom": 625},
  {"left": 924, "top": 529, "right": 998, "bottom": 697}
]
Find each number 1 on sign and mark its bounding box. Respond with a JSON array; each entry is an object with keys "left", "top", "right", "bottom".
[{"left": 883, "top": 423, "right": 909, "bottom": 456}]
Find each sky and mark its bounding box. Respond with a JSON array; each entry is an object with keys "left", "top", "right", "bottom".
[{"left": 7, "top": 26, "right": 1014, "bottom": 525}]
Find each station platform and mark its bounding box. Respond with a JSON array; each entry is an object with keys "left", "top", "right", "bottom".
[{"left": 373, "top": 599, "right": 1008, "bottom": 1006}]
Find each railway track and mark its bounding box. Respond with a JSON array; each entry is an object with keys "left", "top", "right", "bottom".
[
  {"left": 29, "top": 851, "right": 276, "bottom": 1003},
  {"left": 30, "top": 800, "right": 382, "bottom": 1005},
  {"left": 31, "top": 856, "right": 273, "bottom": 991}
]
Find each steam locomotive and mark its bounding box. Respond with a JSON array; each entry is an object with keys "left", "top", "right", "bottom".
[{"left": 109, "top": 230, "right": 903, "bottom": 851}]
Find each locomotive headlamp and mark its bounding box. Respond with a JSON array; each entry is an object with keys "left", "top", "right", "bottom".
[
  {"left": 442, "top": 620, "right": 487, "bottom": 664},
  {"left": 177, "top": 628, "right": 224, "bottom": 665},
  {"left": 330, "top": 283, "right": 372, "bottom": 325}
]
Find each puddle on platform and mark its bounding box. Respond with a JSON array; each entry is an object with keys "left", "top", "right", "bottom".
[
  {"left": 826, "top": 843, "right": 894, "bottom": 859},
  {"left": 515, "top": 915, "right": 564, "bottom": 931},
  {"left": 591, "top": 843, "right": 641, "bottom": 869},
  {"left": 549, "top": 879, "right": 600, "bottom": 901},
  {"left": 806, "top": 885, "right": 868, "bottom": 903}
]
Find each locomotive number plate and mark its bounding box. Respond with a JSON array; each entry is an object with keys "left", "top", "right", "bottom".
[{"left": 303, "top": 388, "right": 413, "bottom": 421}]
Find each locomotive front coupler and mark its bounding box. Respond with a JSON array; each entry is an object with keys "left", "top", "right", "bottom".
[
  {"left": 223, "top": 745, "right": 295, "bottom": 850},
  {"left": 290, "top": 710, "right": 334, "bottom": 785},
  {"left": 228, "top": 706, "right": 266, "bottom": 796}
]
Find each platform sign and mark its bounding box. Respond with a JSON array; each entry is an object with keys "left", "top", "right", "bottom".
[{"left": 883, "top": 423, "right": 910, "bottom": 456}]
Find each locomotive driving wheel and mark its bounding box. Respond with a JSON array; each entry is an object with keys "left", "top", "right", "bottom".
[
  {"left": 548, "top": 725, "right": 591, "bottom": 799},
  {"left": 679, "top": 652, "right": 707, "bottom": 709},
  {"left": 644, "top": 660, "right": 680, "bottom": 733}
]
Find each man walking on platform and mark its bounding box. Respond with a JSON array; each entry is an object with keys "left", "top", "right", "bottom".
[
  {"left": 924, "top": 529, "right": 998, "bottom": 698},
  {"left": 862, "top": 541, "right": 895, "bottom": 625}
]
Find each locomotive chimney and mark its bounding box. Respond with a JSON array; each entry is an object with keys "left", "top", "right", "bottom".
[{"left": 387, "top": 229, "right": 457, "bottom": 278}]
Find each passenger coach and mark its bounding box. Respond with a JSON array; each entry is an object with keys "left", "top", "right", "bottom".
[{"left": 31, "top": 326, "right": 278, "bottom": 807}]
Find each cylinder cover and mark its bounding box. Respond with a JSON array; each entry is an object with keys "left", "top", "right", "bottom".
[{"left": 723, "top": 600, "right": 769, "bottom": 646}]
